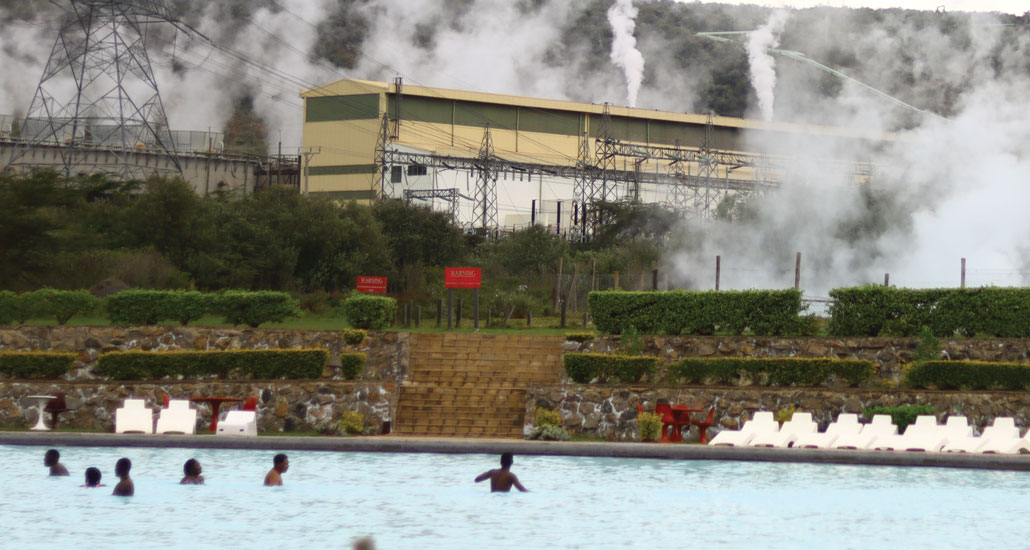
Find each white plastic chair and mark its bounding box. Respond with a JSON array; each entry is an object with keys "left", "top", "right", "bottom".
[
  {"left": 943, "top": 417, "right": 1017, "bottom": 453},
  {"left": 156, "top": 399, "right": 198, "bottom": 435},
  {"left": 750, "top": 412, "right": 817, "bottom": 448},
  {"left": 891, "top": 415, "right": 950, "bottom": 452},
  {"left": 795, "top": 413, "right": 862, "bottom": 449},
  {"left": 975, "top": 417, "right": 1023, "bottom": 454},
  {"left": 709, "top": 411, "right": 778, "bottom": 447},
  {"left": 833, "top": 414, "right": 897, "bottom": 450},
  {"left": 115, "top": 399, "right": 154, "bottom": 434},
  {"left": 216, "top": 410, "right": 257, "bottom": 436}
]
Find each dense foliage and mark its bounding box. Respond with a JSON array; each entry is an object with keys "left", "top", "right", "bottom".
[
  {"left": 667, "top": 357, "right": 874, "bottom": 387},
  {"left": 563, "top": 352, "right": 658, "bottom": 383},
  {"left": 342, "top": 294, "right": 397, "bottom": 330},
  {"left": 904, "top": 360, "right": 1030, "bottom": 391},
  {"left": 0, "top": 352, "right": 76, "bottom": 379},
  {"left": 861, "top": 404, "right": 937, "bottom": 433},
  {"left": 213, "top": 290, "right": 301, "bottom": 327},
  {"left": 96, "top": 349, "right": 328, "bottom": 380},
  {"left": 828, "top": 286, "right": 1030, "bottom": 337},
  {"left": 339, "top": 353, "right": 366, "bottom": 379},
  {"left": 588, "top": 289, "right": 803, "bottom": 335},
  {"left": 106, "top": 290, "right": 210, "bottom": 326}
]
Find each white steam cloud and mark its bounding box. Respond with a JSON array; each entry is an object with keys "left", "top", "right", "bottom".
[
  {"left": 607, "top": 0, "right": 646, "bottom": 108},
  {"left": 747, "top": 10, "right": 789, "bottom": 121}
]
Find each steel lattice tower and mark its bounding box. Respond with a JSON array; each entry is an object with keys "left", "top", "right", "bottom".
[
  {"left": 9, "top": 0, "right": 185, "bottom": 179},
  {"left": 471, "top": 124, "right": 499, "bottom": 231}
]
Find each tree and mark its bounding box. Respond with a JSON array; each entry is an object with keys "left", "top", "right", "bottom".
[{"left": 372, "top": 199, "right": 466, "bottom": 289}]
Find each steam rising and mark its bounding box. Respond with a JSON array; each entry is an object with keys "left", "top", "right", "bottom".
[
  {"left": 607, "top": 0, "right": 646, "bottom": 107},
  {"left": 747, "top": 10, "right": 789, "bottom": 121}
]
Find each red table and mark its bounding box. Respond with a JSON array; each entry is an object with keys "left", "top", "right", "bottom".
[
  {"left": 189, "top": 397, "right": 243, "bottom": 432},
  {"left": 668, "top": 405, "right": 702, "bottom": 443}
]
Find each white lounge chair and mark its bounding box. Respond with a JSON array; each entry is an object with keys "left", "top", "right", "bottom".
[
  {"left": 156, "top": 399, "right": 198, "bottom": 435},
  {"left": 795, "top": 413, "right": 862, "bottom": 449},
  {"left": 943, "top": 417, "right": 1018, "bottom": 453},
  {"left": 750, "top": 412, "right": 817, "bottom": 448},
  {"left": 833, "top": 414, "right": 896, "bottom": 450},
  {"left": 115, "top": 399, "right": 154, "bottom": 434},
  {"left": 216, "top": 410, "right": 257, "bottom": 436},
  {"left": 936, "top": 416, "right": 974, "bottom": 450},
  {"left": 709, "top": 411, "right": 778, "bottom": 447},
  {"left": 891, "top": 415, "right": 951, "bottom": 452},
  {"left": 975, "top": 417, "right": 1023, "bottom": 454}
]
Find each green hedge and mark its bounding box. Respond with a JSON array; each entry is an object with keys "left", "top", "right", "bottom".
[
  {"left": 213, "top": 290, "right": 301, "bottom": 328},
  {"left": 562, "top": 353, "right": 658, "bottom": 383},
  {"left": 904, "top": 360, "right": 1030, "bottom": 390},
  {"left": 829, "top": 286, "right": 1030, "bottom": 337},
  {"left": 667, "top": 357, "right": 874, "bottom": 387},
  {"left": 339, "top": 353, "right": 366, "bottom": 379},
  {"left": 861, "top": 404, "right": 936, "bottom": 433},
  {"left": 0, "top": 352, "right": 76, "bottom": 379},
  {"left": 106, "top": 290, "right": 210, "bottom": 325},
  {"left": 587, "top": 289, "right": 803, "bottom": 335},
  {"left": 96, "top": 349, "right": 328, "bottom": 380},
  {"left": 0, "top": 291, "right": 15, "bottom": 324},
  {"left": 31, "top": 288, "right": 97, "bottom": 325},
  {"left": 342, "top": 294, "right": 396, "bottom": 330}
]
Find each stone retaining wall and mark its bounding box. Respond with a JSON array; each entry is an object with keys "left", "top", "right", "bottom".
[
  {"left": 526, "top": 384, "right": 1030, "bottom": 442},
  {"left": 1, "top": 380, "right": 396, "bottom": 433}
]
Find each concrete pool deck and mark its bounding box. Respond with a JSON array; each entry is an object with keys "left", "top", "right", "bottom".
[{"left": 3, "top": 431, "right": 1030, "bottom": 471}]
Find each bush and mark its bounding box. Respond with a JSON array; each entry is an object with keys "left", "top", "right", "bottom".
[
  {"left": 562, "top": 353, "right": 658, "bottom": 384},
  {"left": 339, "top": 353, "right": 366, "bottom": 379},
  {"left": 341, "top": 328, "right": 367, "bottom": 346},
  {"left": 11, "top": 291, "right": 45, "bottom": 323},
  {"left": 862, "top": 404, "right": 936, "bottom": 433},
  {"left": 0, "top": 352, "right": 76, "bottom": 379},
  {"left": 913, "top": 326, "right": 942, "bottom": 362},
  {"left": 342, "top": 294, "right": 396, "bottom": 330},
  {"left": 528, "top": 424, "right": 571, "bottom": 441},
  {"left": 637, "top": 411, "right": 662, "bottom": 442},
  {"left": 0, "top": 290, "right": 15, "bottom": 324},
  {"left": 535, "top": 407, "right": 562, "bottom": 427},
  {"left": 105, "top": 289, "right": 209, "bottom": 325},
  {"left": 666, "top": 357, "right": 874, "bottom": 387},
  {"left": 588, "top": 289, "right": 802, "bottom": 336},
  {"left": 564, "top": 331, "right": 597, "bottom": 343},
  {"left": 214, "top": 290, "right": 301, "bottom": 328},
  {"left": 829, "top": 286, "right": 1030, "bottom": 337},
  {"left": 165, "top": 291, "right": 210, "bottom": 325},
  {"left": 96, "top": 349, "right": 328, "bottom": 380},
  {"left": 621, "top": 325, "right": 643, "bottom": 355},
  {"left": 904, "top": 360, "right": 1030, "bottom": 390},
  {"left": 339, "top": 410, "right": 365, "bottom": 435},
  {"left": 33, "top": 288, "right": 97, "bottom": 325}
]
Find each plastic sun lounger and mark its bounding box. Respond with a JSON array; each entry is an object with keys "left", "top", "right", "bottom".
[
  {"left": 750, "top": 412, "right": 817, "bottom": 448},
  {"left": 833, "top": 414, "right": 897, "bottom": 450},
  {"left": 709, "top": 411, "right": 778, "bottom": 447},
  {"left": 216, "top": 410, "right": 258, "bottom": 436},
  {"left": 115, "top": 398, "right": 154, "bottom": 434},
  {"left": 943, "top": 417, "right": 1018, "bottom": 453},
  {"left": 795, "top": 413, "right": 862, "bottom": 449},
  {"left": 890, "top": 415, "right": 951, "bottom": 452},
  {"left": 156, "top": 399, "right": 198, "bottom": 435},
  {"left": 975, "top": 417, "right": 1023, "bottom": 454}
]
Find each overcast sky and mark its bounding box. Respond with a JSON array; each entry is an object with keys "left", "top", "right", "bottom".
[{"left": 684, "top": 1, "right": 1027, "bottom": 15}]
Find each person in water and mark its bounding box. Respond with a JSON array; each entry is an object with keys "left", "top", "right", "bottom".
[
  {"left": 44, "top": 449, "right": 69, "bottom": 476},
  {"left": 474, "top": 452, "right": 528, "bottom": 492},
  {"left": 82, "top": 467, "right": 105, "bottom": 488},
  {"left": 112, "top": 457, "right": 134, "bottom": 496},
  {"left": 180, "top": 458, "right": 204, "bottom": 485},
  {"left": 264, "top": 453, "right": 289, "bottom": 486}
]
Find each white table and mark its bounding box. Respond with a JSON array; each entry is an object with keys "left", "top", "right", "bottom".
[{"left": 26, "top": 395, "right": 56, "bottom": 431}]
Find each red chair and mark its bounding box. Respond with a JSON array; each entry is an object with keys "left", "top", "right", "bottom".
[
  {"left": 693, "top": 407, "right": 715, "bottom": 444},
  {"left": 43, "top": 392, "right": 69, "bottom": 429},
  {"left": 655, "top": 403, "right": 678, "bottom": 443},
  {"left": 242, "top": 396, "right": 258, "bottom": 411}
]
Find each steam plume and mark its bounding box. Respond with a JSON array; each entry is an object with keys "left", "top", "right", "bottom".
[
  {"left": 747, "top": 10, "right": 789, "bottom": 121},
  {"left": 607, "top": 0, "right": 646, "bottom": 107}
]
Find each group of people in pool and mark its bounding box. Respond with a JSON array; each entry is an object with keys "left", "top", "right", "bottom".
[{"left": 45, "top": 448, "right": 527, "bottom": 494}]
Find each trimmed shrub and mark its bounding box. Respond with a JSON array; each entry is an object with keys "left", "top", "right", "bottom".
[
  {"left": 862, "top": 404, "right": 936, "bottom": 433},
  {"left": 563, "top": 353, "right": 658, "bottom": 384},
  {"left": 666, "top": 357, "right": 874, "bottom": 387},
  {"left": 106, "top": 289, "right": 167, "bottom": 325},
  {"left": 0, "top": 290, "right": 15, "bottom": 324},
  {"left": 829, "top": 286, "right": 1030, "bottom": 337},
  {"left": 342, "top": 294, "right": 396, "bottom": 330},
  {"left": 96, "top": 349, "right": 328, "bottom": 380},
  {"left": 0, "top": 352, "right": 76, "bottom": 379},
  {"left": 588, "top": 289, "right": 803, "bottom": 336},
  {"left": 341, "top": 328, "right": 367, "bottom": 346},
  {"left": 904, "top": 360, "right": 1030, "bottom": 390},
  {"left": 564, "top": 331, "right": 597, "bottom": 343},
  {"left": 339, "top": 353, "right": 366, "bottom": 379},
  {"left": 33, "top": 288, "right": 97, "bottom": 325},
  {"left": 164, "top": 291, "right": 210, "bottom": 325},
  {"left": 214, "top": 290, "right": 301, "bottom": 328},
  {"left": 340, "top": 411, "right": 365, "bottom": 435},
  {"left": 535, "top": 408, "right": 563, "bottom": 427},
  {"left": 637, "top": 411, "right": 662, "bottom": 442}
]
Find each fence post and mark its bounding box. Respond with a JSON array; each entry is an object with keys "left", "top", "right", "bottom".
[
  {"left": 652, "top": 269, "right": 658, "bottom": 291},
  {"left": 416, "top": 305, "right": 421, "bottom": 328},
  {"left": 961, "top": 258, "right": 966, "bottom": 288},
  {"left": 884, "top": 273, "right": 889, "bottom": 287},
  {"left": 527, "top": 309, "right": 532, "bottom": 327},
  {"left": 447, "top": 289, "right": 453, "bottom": 329},
  {"left": 436, "top": 299, "right": 442, "bottom": 327},
  {"left": 794, "top": 252, "right": 801, "bottom": 290},
  {"left": 715, "top": 255, "right": 721, "bottom": 291},
  {"left": 560, "top": 298, "right": 567, "bottom": 328},
  {"left": 613, "top": 271, "right": 620, "bottom": 290},
  {"left": 474, "top": 288, "right": 479, "bottom": 331}
]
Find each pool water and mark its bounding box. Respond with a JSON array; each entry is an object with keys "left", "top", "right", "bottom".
[{"left": 3, "top": 444, "right": 1028, "bottom": 549}]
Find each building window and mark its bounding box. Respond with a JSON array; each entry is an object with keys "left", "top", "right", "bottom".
[
  {"left": 407, "top": 164, "right": 428, "bottom": 176},
  {"left": 390, "top": 165, "right": 402, "bottom": 183}
]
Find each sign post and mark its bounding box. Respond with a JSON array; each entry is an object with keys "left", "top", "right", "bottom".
[
  {"left": 444, "top": 267, "right": 482, "bottom": 330},
  {"left": 356, "top": 276, "right": 388, "bottom": 294}
]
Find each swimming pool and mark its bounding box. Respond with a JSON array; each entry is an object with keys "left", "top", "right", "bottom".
[{"left": 4, "top": 443, "right": 1028, "bottom": 549}]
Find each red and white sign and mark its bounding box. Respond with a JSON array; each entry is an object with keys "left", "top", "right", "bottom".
[
  {"left": 356, "top": 276, "right": 388, "bottom": 293},
  {"left": 444, "top": 267, "right": 482, "bottom": 289}
]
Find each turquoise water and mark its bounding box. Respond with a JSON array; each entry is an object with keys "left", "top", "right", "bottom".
[{"left": 3, "top": 444, "right": 1029, "bottom": 549}]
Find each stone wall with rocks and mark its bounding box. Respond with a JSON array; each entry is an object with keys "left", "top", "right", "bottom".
[
  {"left": 1, "top": 380, "right": 396, "bottom": 433},
  {"left": 527, "top": 384, "right": 1030, "bottom": 442},
  {"left": 569, "top": 335, "right": 1030, "bottom": 384},
  {"left": 0, "top": 326, "right": 409, "bottom": 381}
]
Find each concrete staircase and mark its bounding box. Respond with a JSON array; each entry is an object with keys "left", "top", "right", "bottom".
[{"left": 393, "top": 333, "right": 564, "bottom": 438}]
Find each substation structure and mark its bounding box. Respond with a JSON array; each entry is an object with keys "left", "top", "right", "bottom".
[{"left": 301, "top": 78, "right": 883, "bottom": 231}]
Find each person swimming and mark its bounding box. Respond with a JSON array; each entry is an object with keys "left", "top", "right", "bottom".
[
  {"left": 180, "top": 458, "right": 204, "bottom": 485},
  {"left": 113, "top": 457, "right": 134, "bottom": 496},
  {"left": 264, "top": 453, "right": 289, "bottom": 486},
  {"left": 474, "top": 452, "right": 528, "bottom": 492},
  {"left": 82, "top": 467, "right": 106, "bottom": 488},
  {"left": 44, "top": 449, "right": 69, "bottom": 476}
]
